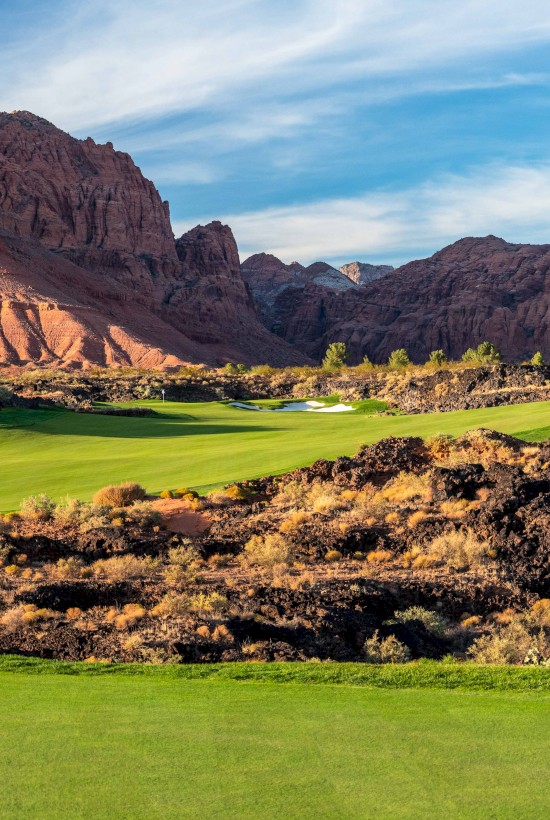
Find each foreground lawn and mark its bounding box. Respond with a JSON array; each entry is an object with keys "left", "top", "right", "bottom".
[
  {"left": 0, "top": 399, "right": 549, "bottom": 509},
  {"left": 1, "top": 662, "right": 549, "bottom": 818}
]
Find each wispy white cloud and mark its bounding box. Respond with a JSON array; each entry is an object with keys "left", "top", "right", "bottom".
[
  {"left": 179, "top": 163, "right": 550, "bottom": 264},
  {"left": 2, "top": 0, "right": 550, "bottom": 134}
]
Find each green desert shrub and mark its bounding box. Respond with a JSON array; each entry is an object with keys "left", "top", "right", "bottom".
[
  {"left": 462, "top": 342, "right": 501, "bottom": 364},
  {"left": 390, "top": 607, "right": 447, "bottom": 636},
  {"left": 224, "top": 484, "right": 248, "bottom": 501},
  {"left": 174, "top": 488, "right": 199, "bottom": 499},
  {"left": 20, "top": 494, "right": 56, "bottom": 521},
  {"left": 243, "top": 533, "right": 294, "bottom": 569},
  {"left": 531, "top": 351, "right": 544, "bottom": 366},
  {"left": 427, "top": 349, "right": 447, "bottom": 368},
  {"left": 92, "top": 482, "right": 146, "bottom": 507},
  {"left": 125, "top": 501, "right": 162, "bottom": 528},
  {"left": 323, "top": 341, "right": 349, "bottom": 370},
  {"left": 53, "top": 497, "right": 88, "bottom": 525},
  {"left": 425, "top": 528, "right": 492, "bottom": 571},
  {"left": 387, "top": 349, "right": 410, "bottom": 369},
  {"left": 468, "top": 621, "right": 550, "bottom": 665}
]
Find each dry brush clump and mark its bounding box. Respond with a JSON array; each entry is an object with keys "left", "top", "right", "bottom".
[
  {"left": 93, "top": 554, "right": 160, "bottom": 581},
  {"left": 243, "top": 533, "right": 294, "bottom": 569},
  {"left": 424, "top": 529, "right": 494, "bottom": 571},
  {"left": 92, "top": 482, "right": 146, "bottom": 507}
]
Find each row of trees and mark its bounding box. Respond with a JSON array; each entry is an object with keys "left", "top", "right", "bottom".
[{"left": 322, "top": 341, "right": 545, "bottom": 370}]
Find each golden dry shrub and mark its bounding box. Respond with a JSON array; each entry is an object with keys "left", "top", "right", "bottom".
[
  {"left": 208, "top": 553, "right": 233, "bottom": 568},
  {"left": 461, "top": 615, "right": 482, "bottom": 629},
  {"left": 376, "top": 471, "right": 433, "bottom": 505},
  {"left": 438, "top": 499, "right": 471, "bottom": 520},
  {"left": 385, "top": 511, "right": 400, "bottom": 525},
  {"left": 273, "top": 480, "right": 310, "bottom": 507},
  {"left": 1, "top": 604, "right": 55, "bottom": 632},
  {"left": 151, "top": 593, "right": 190, "bottom": 618},
  {"left": 312, "top": 493, "right": 345, "bottom": 516},
  {"left": 325, "top": 550, "right": 343, "bottom": 563},
  {"left": 160, "top": 490, "right": 174, "bottom": 499},
  {"left": 425, "top": 528, "right": 492, "bottom": 571},
  {"left": 196, "top": 625, "right": 211, "bottom": 638},
  {"left": 243, "top": 533, "right": 294, "bottom": 569},
  {"left": 366, "top": 549, "right": 393, "bottom": 564},
  {"left": 279, "top": 510, "right": 311, "bottom": 534},
  {"left": 53, "top": 557, "right": 89, "bottom": 579},
  {"left": 407, "top": 510, "right": 431, "bottom": 529},
  {"left": 425, "top": 433, "right": 454, "bottom": 460},
  {"left": 105, "top": 603, "right": 146, "bottom": 630},
  {"left": 93, "top": 555, "right": 159, "bottom": 581},
  {"left": 122, "top": 634, "right": 144, "bottom": 652},
  {"left": 212, "top": 624, "right": 234, "bottom": 643},
  {"left": 66, "top": 607, "right": 82, "bottom": 620},
  {"left": 92, "top": 482, "right": 146, "bottom": 507},
  {"left": 531, "top": 599, "right": 550, "bottom": 627}
]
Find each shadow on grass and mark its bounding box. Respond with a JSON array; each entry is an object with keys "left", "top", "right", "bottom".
[{"left": 0, "top": 407, "right": 283, "bottom": 439}]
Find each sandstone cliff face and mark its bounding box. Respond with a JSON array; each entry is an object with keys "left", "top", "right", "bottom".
[
  {"left": 0, "top": 112, "right": 307, "bottom": 368},
  {"left": 256, "top": 236, "right": 550, "bottom": 363}
]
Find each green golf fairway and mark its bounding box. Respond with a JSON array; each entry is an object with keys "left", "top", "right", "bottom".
[
  {"left": 1, "top": 670, "right": 549, "bottom": 818},
  {"left": 0, "top": 399, "right": 549, "bottom": 510}
]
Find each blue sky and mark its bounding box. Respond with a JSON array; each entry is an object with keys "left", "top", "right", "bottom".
[{"left": 2, "top": 0, "right": 550, "bottom": 265}]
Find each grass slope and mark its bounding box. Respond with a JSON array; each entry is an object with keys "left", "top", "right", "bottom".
[
  {"left": 0, "top": 399, "right": 549, "bottom": 510},
  {"left": 1, "top": 665, "right": 549, "bottom": 818}
]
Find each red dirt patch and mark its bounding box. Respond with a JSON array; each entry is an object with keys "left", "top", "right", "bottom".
[{"left": 151, "top": 498, "right": 211, "bottom": 535}]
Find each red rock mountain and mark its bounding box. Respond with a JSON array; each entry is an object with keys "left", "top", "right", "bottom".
[
  {"left": 0, "top": 111, "right": 307, "bottom": 368},
  {"left": 250, "top": 236, "right": 550, "bottom": 363},
  {"left": 2, "top": 111, "right": 550, "bottom": 368}
]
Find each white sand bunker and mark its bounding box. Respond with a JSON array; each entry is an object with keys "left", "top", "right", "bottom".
[{"left": 229, "top": 400, "right": 355, "bottom": 413}]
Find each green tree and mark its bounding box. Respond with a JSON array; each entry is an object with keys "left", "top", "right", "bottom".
[
  {"left": 323, "top": 342, "right": 348, "bottom": 369},
  {"left": 531, "top": 351, "right": 544, "bottom": 366},
  {"left": 475, "top": 341, "right": 501, "bottom": 363},
  {"left": 461, "top": 348, "right": 477, "bottom": 363},
  {"left": 462, "top": 342, "right": 501, "bottom": 364},
  {"left": 427, "top": 349, "right": 447, "bottom": 368},
  {"left": 387, "top": 349, "right": 410, "bottom": 369}
]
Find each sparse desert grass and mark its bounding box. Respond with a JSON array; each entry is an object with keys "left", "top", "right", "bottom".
[{"left": 1, "top": 399, "right": 550, "bottom": 511}]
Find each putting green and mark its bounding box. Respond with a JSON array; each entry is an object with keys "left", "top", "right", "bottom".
[
  {"left": 0, "top": 670, "right": 549, "bottom": 818},
  {"left": 0, "top": 399, "right": 549, "bottom": 511}
]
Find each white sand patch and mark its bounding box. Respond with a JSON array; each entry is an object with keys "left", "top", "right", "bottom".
[
  {"left": 229, "top": 401, "right": 264, "bottom": 411},
  {"left": 229, "top": 400, "right": 355, "bottom": 413},
  {"left": 311, "top": 403, "right": 354, "bottom": 413}
]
